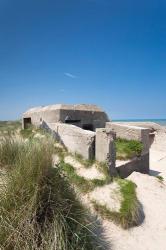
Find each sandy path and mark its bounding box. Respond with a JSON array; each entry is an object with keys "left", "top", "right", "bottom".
[{"left": 100, "top": 134, "right": 166, "bottom": 250}]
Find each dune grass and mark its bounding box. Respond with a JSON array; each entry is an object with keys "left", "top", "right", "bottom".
[
  {"left": 20, "top": 127, "right": 34, "bottom": 138},
  {"left": 92, "top": 179, "right": 143, "bottom": 229},
  {"left": 20, "top": 126, "right": 47, "bottom": 139},
  {"left": 96, "top": 162, "right": 111, "bottom": 177},
  {"left": 116, "top": 138, "right": 143, "bottom": 160},
  {"left": 0, "top": 137, "right": 23, "bottom": 168},
  {"left": 60, "top": 161, "right": 112, "bottom": 194},
  {"left": 0, "top": 137, "right": 97, "bottom": 249},
  {"left": 0, "top": 121, "right": 21, "bottom": 134},
  {"left": 74, "top": 153, "right": 95, "bottom": 168}
]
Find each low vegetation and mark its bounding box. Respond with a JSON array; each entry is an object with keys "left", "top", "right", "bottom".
[
  {"left": 156, "top": 175, "right": 164, "bottom": 183},
  {"left": 0, "top": 136, "right": 97, "bottom": 249},
  {"left": 60, "top": 161, "right": 112, "bottom": 193},
  {"left": 56, "top": 145, "right": 143, "bottom": 229},
  {"left": 20, "top": 127, "right": 34, "bottom": 138},
  {"left": 0, "top": 121, "right": 143, "bottom": 248},
  {"left": 96, "top": 162, "right": 111, "bottom": 177},
  {"left": 0, "top": 137, "right": 21, "bottom": 168},
  {"left": 0, "top": 121, "right": 21, "bottom": 135},
  {"left": 116, "top": 138, "right": 143, "bottom": 160},
  {"left": 20, "top": 127, "right": 46, "bottom": 139},
  {"left": 92, "top": 179, "right": 143, "bottom": 229},
  {"left": 74, "top": 153, "right": 95, "bottom": 168}
]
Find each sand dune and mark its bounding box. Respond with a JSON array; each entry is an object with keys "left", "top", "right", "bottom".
[{"left": 100, "top": 125, "right": 166, "bottom": 250}]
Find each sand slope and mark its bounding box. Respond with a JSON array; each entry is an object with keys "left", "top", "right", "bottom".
[
  {"left": 101, "top": 131, "right": 166, "bottom": 250},
  {"left": 102, "top": 172, "right": 166, "bottom": 250}
]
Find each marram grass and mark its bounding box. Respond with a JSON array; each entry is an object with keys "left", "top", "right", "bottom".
[
  {"left": 92, "top": 179, "right": 143, "bottom": 229},
  {"left": 0, "top": 137, "right": 97, "bottom": 250},
  {"left": 60, "top": 161, "right": 112, "bottom": 194}
]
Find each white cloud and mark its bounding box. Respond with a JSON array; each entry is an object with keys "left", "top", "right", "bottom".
[{"left": 64, "top": 72, "right": 77, "bottom": 79}]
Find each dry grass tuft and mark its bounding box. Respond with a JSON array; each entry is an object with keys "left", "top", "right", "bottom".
[{"left": 0, "top": 137, "right": 97, "bottom": 249}]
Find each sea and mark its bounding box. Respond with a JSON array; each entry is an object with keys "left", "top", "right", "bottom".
[{"left": 112, "top": 119, "right": 166, "bottom": 126}]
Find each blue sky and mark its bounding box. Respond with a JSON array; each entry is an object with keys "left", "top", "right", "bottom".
[{"left": 0, "top": 0, "right": 166, "bottom": 120}]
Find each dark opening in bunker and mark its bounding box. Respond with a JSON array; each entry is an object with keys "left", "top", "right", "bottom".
[
  {"left": 65, "top": 119, "right": 81, "bottom": 124},
  {"left": 65, "top": 115, "right": 81, "bottom": 125},
  {"left": 82, "top": 124, "right": 94, "bottom": 131},
  {"left": 23, "top": 117, "right": 32, "bottom": 129}
]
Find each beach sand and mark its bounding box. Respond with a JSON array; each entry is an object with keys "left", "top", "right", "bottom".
[{"left": 99, "top": 123, "right": 166, "bottom": 250}]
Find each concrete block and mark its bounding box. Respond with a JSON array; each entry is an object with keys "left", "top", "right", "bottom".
[
  {"left": 44, "top": 122, "right": 95, "bottom": 160},
  {"left": 96, "top": 128, "right": 117, "bottom": 176},
  {"left": 116, "top": 153, "right": 149, "bottom": 178}
]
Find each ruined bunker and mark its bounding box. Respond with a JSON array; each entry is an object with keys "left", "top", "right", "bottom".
[
  {"left": 22, "top": 104, "right": 150, "bottom": 177},
  {"left": 22, "top": 104, "right": 109, "bottom": 131}
]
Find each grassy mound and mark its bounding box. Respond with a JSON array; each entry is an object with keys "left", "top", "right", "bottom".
[
  {"left": 92, "top": 179, "right": 143, "bottom": 229},
  {"left": 0, "top": 137, "right": 96, "bottom": 249},
  {"left": 116, "top": 138, "right": 143, "bottom": 160},
  {"left": 0, "top": 121, "right": 21, "bottom": 135},
  {"left": 20, "top": 127, "right": 46, "bottom": 139}
]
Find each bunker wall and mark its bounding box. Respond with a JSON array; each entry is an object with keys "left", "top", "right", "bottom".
[
  {"left": 116, "top": 153, "right": 149, "bottom": 178},
  {"left": 43, "top": 122, "right": 95, "bottom": 160},
  {"left": 22, "top": 110, "right": 61, "bottom": 129},
  {"left": 95, "top": 128, "right": 117, "bottom": 176},
  {"left": 59, "top": 109, "right": 109, "bottom": 130},
  {"left": 23, "top": 109, "right": 109, "bottom": 131}
]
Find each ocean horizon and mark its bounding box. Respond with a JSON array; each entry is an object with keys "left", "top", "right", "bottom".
[{"left": 112, "top": 119, "right": 166, "bottom": 126}]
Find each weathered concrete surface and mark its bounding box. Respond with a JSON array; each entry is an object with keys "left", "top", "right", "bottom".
[
  {"left": 106, "top": 122, "right": 150, "bottom": 155},
  {"left": 44, "top": 122, "right": 95, "bottom": 160},
  {"left": 105, "top": 123, "right": 150, "bottom": 177},
  {"left": 116, "top": 121, "right": 163, "bottom": 132},
  {"left": 116, "top": 153, "right": 149, "bottom": 178},
  {"left": 96, "top": 128, "right": 117, "bottom": 176},
  {"left": 22, "top": 104, "right": 110, "bottom": 131}
]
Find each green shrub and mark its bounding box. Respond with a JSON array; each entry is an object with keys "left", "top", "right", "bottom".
[{"left": 116, "top": 138, "right": 143, "bottom": 160}]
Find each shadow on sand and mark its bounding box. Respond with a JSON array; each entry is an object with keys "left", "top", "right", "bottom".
[{"left": 149, "top": 169, "right": 161, "bottom": 176}]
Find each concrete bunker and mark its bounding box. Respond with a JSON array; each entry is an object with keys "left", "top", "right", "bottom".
[
  {"left": 22, "top": 104, "right": 109, "bottom": 131},
  {"left": 22, "top": 104, "right": 150, "bottom": 177}
]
